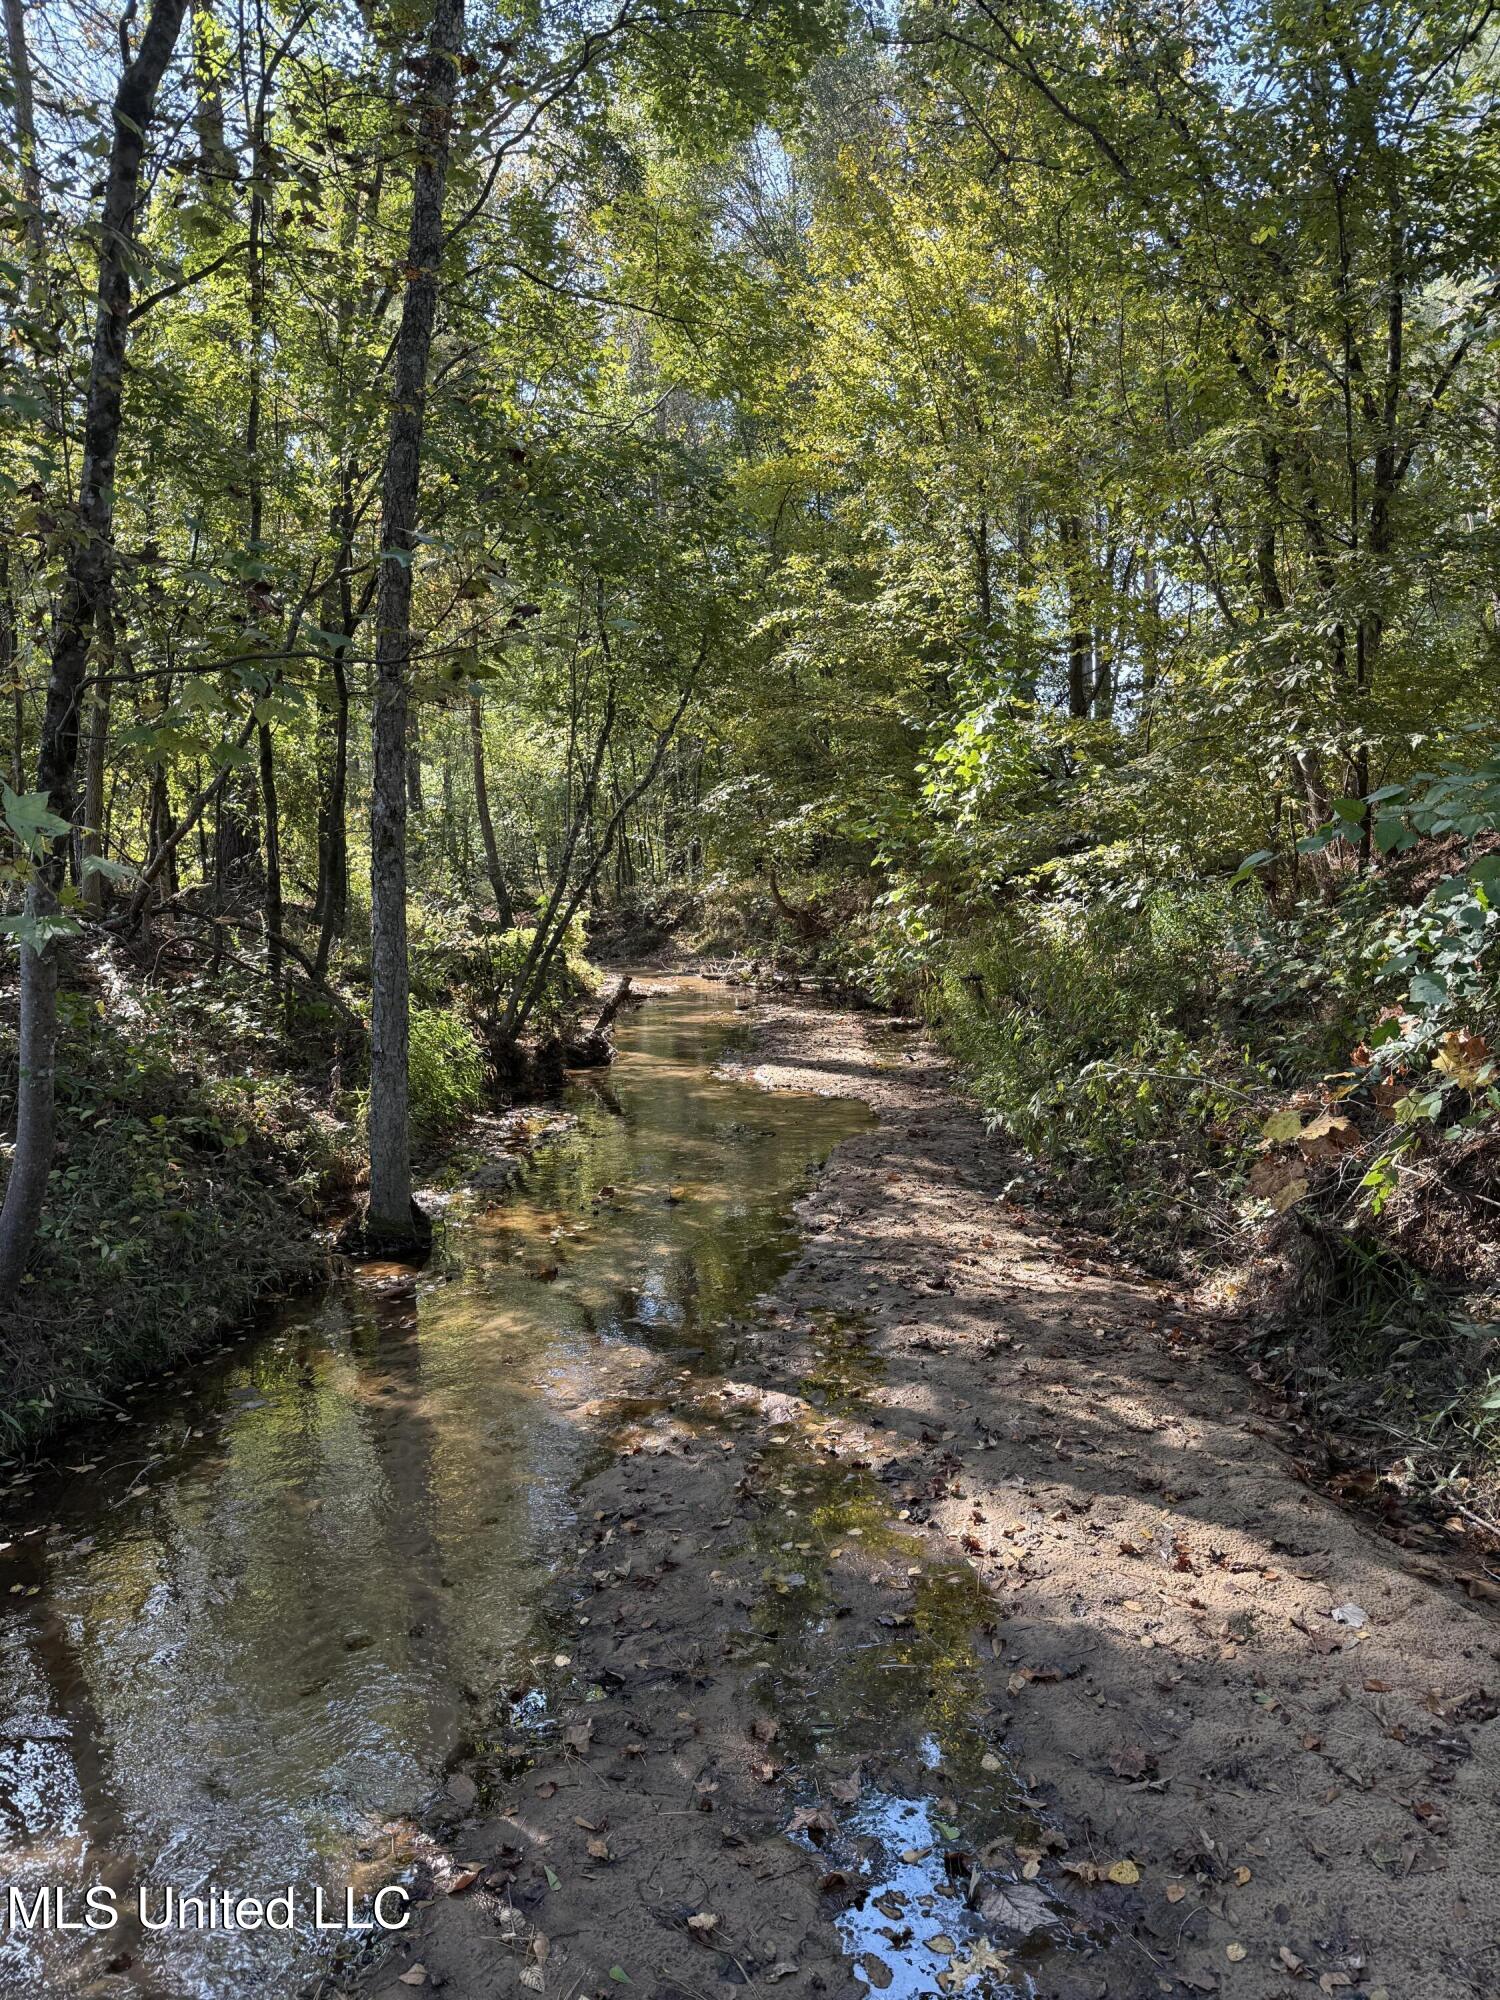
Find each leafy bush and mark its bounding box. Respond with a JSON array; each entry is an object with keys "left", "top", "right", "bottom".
[
  {"left": 407, "top": 1005, "right": 488, "bottom": 1145},
  {"left": 930, "top": 880, "right": 1270, "bottom": 1185},
  {"left": 409, "top": 906, "right": 598, "bottom": 1040}
]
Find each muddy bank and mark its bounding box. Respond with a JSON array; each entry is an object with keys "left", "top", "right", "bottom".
[
  {"left": 0, "top": 980, "right": 871, "bottom": 2000},
  {"left": 354, "top": 993, "right": 1500, "bottom": 2000}
]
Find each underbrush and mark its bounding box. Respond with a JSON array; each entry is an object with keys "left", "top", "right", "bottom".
[
  {"left": 409, "top": 905, "right": 600, "bottom": 1044},
  {"left": 922, "top": 842, "right": 1500, "bottom": 1507},
  {"left": 0, "top": 911, "right": 583, "bottom": 1452},
  {"left": 716, "top": 793, "right": 1499, "bottom": 1507},
  {"left": 0, "top": 968, "right": 348, "bottom": 1449}
]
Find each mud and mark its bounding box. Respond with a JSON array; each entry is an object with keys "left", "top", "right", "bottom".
[{"left": 352, "top": 994, "right": 1500, "bottom": 2000}]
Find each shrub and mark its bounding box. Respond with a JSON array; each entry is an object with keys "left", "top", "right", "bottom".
[{"left": 407, "top": 1004, "right": 488, "bottom": 1145}]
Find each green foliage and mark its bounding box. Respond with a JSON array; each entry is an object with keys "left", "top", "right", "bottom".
[
  {"left": 0, "top": 986, "right": 335, "bottom": 1448},
  {"left": 410, "top": 909, "right": 599, "bottom": 1039},
  {"left": 923, "top": 883, "right": 1272, "bottom": 1240},
  {"left": 406, "top": 1005, "right": 488, "bottom": 1147}
]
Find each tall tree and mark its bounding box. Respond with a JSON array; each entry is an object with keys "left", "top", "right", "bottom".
[
  {"left": 0, "top": 0, "right": 190, "bottom": 1306},
  {"left": 363, "top": 0, "right": 466, "bottom": 1254}
]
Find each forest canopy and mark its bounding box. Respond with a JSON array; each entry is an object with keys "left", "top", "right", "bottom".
[{"left": 1, "top": 0, "right": 1497, "bottom": 1457}]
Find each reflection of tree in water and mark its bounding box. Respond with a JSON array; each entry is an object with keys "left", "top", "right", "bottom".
[{"left": 0, "top": 988, "right": 870, "bottom": 1999}]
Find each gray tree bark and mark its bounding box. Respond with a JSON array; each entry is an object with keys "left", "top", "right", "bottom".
[
  {"left": 364, "top": 0, "right": 465, "bottom": 1255},
  {"left": 0, "top": 0, "right": 189, "bottom": 1307},
  {"left": 470, "top": 688, "right": 513, "bottom": 925}
]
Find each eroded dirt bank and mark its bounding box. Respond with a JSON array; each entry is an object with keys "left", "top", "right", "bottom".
[{"left": 353, "top": 994, "right": 1500, "bottom": 2000}]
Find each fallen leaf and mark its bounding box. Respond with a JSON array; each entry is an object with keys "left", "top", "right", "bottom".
[
  {"left": 1297, "top": 1111, "right": 1359, "bottom": 1162},
  {"left": 399, "top": 1969, "right": 428, "bottom": 1988},
  {"left": 1106, "top": 1859, "right": 1140, "bottom": 1885},
  {"left": 977, "top": 1881, "right": 1054, "bottom": 1933},
  {"left": 1226, "top": 1942, "right": 1246, "bottom": 1962},
  {"left": 1262, "top": 1108, "right": 1305, "bottom": 1142},
  {"left": 940, "top": 1943, "right": 1010, "bottom": 1989},
  {"left": 1434, "top": 1029, "right": 1493, "bottom": 1091},
  {"left": 788, "top": 1805, "right": 835, "bottom": 1843}
]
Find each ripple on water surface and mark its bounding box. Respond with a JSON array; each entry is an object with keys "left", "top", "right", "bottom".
[{"left": 0, "top": 981, "right": 870, "bottom": 1998}]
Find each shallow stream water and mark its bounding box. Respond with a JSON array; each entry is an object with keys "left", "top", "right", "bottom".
[{"left": 0, "top": 981, "right": 870, "bottom": 1998}]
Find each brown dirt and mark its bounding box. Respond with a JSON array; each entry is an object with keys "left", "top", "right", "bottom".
[{"left": 349, "top": 994, "right": 1500, "bottom": 2000}]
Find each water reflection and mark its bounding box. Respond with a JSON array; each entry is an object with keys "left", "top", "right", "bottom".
[{"left": 0, "top": 981, "right": 869, "bottom": 1997}]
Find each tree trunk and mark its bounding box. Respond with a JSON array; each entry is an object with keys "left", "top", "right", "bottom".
[
  {"left": 147, "top": 764, "right": 178, "bottom": 900},
  {"left": 470, "top": 688, "right": 513, "bottom": 924},
  {"left": 79, "top": 596, "right": 115, "bottom": 910},
  {"left": 259, "top": 719, "right": 283, "bottom": 990},
  {"left": 364, "top": 0, "right": 465, "bottom": 1256},
  {"left": 1, "top": 0, "right": 46, "bottom": 287},
  {"left": 507, "top": 669, "right": 698, "bottom": 1042},
  {"left": 1060, "top": 513, "right": 1090, "bottom": 720},
  {"left": 313, "top": 644, "right": 350, "bottom": 976},
  {"left": 1, "top": 553, "right": 20, "bottom": 793},
  {"left": 0, "top": 0, "right": 188, "bottom": 1308}
]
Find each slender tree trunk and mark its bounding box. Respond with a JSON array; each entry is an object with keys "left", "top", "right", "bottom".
[
  {"left": 2, "top": 0, "right": 46, "bottom": 286},
  {"left": 470, "top": 688, "right": 512, "bottom": 924},
  {"left": 364, "top": 0, "right": 465, "bottom": 1254},
  {"left": 243, "top": 50, "right": 284, "bottom": 996},
  {"left": 0, "top": 0, "right": 188, "bottom": 1308},
  {"left": 509, "top": 669, "right": 698, "bottom": 1041},
  {"left": 259, "top": 718, "right": 283, "bottom": 988},
  {"left": 127, "top": 711, "right": 258, "bottom": 922},
  {"left": 1, "top": 553, "right": 20, "bottom": 793},
  {"left": 313, "top": 644, "right": 350, "bottom": 976},
  {"left": 79, "top": 596, "right": 115, "bottom": 910},
  {"left": 1060, "top": 513, "right": 1090, "bottom": 720},
  {"left": 147, "top": 765, "right": 178, "bottom": 899}
]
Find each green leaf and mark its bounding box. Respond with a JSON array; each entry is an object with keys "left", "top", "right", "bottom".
[
  {"left": 0, "top": 910, "right": 82, "bottom": 954},
  {"left": 81, "top": 854, "right": 139, "bottom": 886},
  {"left": 609, "top": 1968, "right": 631, "bottom": 1985},
  {"left": 2, "top": 782, "right": 72, "bottom": 857}
]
